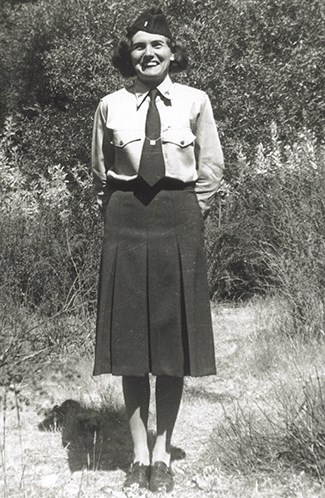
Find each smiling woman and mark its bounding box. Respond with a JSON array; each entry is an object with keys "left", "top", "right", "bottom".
[
  {"left": 130, "top": 32, "right": 174, "bottom": 87},
  {"left": 112, "top": 33, "right": 188, "bottom": 78},
  {"left": 91, "top": 5, "right": 224, "bottom": 493}
]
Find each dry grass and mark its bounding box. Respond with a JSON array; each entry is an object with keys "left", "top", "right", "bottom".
[
  {"left": 204, "top": 299, "right": 325, "bottom": 495},
  {"left": 1, "top": 298, "right": 325, "bottom": 497}
]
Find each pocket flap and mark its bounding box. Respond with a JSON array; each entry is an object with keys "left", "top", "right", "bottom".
[
  {"left": 112, "top": 130, "right": 142, "bottom": 148},
  {"left": 162, "top": 129, "right": 195, "bottom": 147}
]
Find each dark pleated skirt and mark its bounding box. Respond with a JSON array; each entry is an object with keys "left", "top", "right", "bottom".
[{"left": 93, "top": 178, "right": 216, "bottom": 377}]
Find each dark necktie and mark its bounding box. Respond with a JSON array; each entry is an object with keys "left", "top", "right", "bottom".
[{"left": 138, "top": 88, "right": 165, "bottom": 186}]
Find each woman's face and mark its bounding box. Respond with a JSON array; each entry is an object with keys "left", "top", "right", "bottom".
[{"left": 130, "top": 31, "right": 174, "bottom": 86}]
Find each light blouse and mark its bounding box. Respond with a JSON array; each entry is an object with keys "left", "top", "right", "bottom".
[{"left": 92, "top": 75, "right": 224, "bottom": 216}]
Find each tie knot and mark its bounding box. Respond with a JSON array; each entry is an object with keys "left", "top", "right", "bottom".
[{"left": 149, "top": 88, "right": 159, "bottom": 101}]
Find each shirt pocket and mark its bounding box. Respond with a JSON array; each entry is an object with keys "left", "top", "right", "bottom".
[
  {"left": 112, "top": 130, "right": 142, "bottom": 148},
  {"left": 161, "top": 128, "right": 196, "bottom": 173},
  {"left": 111, "top": 130, "right": 144, "bottom": 174},
  {"left": 162, "top": 128, "right": 196, "bottom": 148}
]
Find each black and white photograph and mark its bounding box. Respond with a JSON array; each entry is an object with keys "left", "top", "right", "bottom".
[{"left": 0, "top": 0, "right": 324, "bottom": 496}]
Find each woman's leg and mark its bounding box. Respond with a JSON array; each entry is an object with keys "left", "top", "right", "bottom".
[
  {"left": 122, "top": 375, "right": 150, "bottom": 465},
  {"left": 152, "top": 375, "right": 184, "bottom": 465}
]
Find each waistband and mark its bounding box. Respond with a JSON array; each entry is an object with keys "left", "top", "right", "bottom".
[{"left": 107, "top": 177, "right": 195, "bottom": 192}]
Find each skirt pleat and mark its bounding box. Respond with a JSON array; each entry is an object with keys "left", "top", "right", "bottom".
[
  {"left": 95, "top": 243, "right": 117, "bottom": 370},
  {"left": 147, "top": 233, "right": 186, "bottom": 376},
  {"left": 93, "top": 180, "right": 216, "bottom": 377}
]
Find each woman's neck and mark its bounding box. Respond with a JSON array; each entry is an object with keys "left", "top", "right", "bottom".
[{"left": 137, "top": 74, "right": 169, "bottom": 90}]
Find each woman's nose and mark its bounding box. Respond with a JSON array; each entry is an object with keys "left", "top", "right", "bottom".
[{"left": 144, "top": 44, "right": 154, "bottom": 56}]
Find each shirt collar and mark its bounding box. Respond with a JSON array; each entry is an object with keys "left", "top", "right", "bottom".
[{"left": 134, "top": 75, "right": 173, "bottom": 108}]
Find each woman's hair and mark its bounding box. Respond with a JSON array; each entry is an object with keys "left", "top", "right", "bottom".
[{"left": 112, "top": 37, "right": 188, "bottom": 77}]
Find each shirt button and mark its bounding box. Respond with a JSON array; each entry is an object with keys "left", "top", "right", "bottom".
[
  {"left": 119, "top": 141, "right": 123, "bottom": 145},
  {"left": 180, "top": 140, "right": 185, "bottom": 145}
]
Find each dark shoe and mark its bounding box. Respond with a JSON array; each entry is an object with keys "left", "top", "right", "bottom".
[
  {"left": 150, "top": 461, "right": 174, "bottom": 493},
  {"left": 123, "top": 462, "right": 150, "bottom": 490}
]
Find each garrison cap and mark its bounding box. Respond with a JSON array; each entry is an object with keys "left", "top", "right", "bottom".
[{"left": 126, "top": 6, "right": 173, "bottom": 39}]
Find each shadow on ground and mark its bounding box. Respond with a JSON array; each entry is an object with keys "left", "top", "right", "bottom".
[{"left": 39, "top": 399, "right": 186, "bottom": 472}]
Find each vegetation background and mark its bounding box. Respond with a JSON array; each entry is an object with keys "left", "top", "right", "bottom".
[{"left": 0, "top": 0, "right": 324, "bottom": 496}]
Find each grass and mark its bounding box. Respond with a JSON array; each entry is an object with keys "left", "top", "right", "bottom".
[
  {"left": 202, "top": 299, "right": 325, "bottom": 495},
  {"left": 1, "top": 297, "right": 325, "bottom": 497}
]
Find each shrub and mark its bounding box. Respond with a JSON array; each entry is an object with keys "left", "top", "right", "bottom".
[
  {"left": 207, "top": 126, "right": 325, "bottom": 336},
  {"left": 0, "top": 118, "right": 98, "bottom": 382},
  {"left": 0, "top": 116, "right": 102, "bottom": 314}
]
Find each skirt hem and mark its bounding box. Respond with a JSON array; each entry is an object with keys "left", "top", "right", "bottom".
[{"left": 92, "top": 368, "right": 217, "bottom": 378}]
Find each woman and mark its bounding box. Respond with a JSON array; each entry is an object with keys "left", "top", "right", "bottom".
[{"left": 92, "top": 6, "right": 224, "bottom": 493}]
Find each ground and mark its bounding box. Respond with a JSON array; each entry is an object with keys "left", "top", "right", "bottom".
[{"left": 1, "top": 302, "right": 325, "bottom": 497}]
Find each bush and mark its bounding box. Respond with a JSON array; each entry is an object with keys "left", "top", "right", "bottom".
[
  {"left": 0, "top": 116, "right": 102, "bottom": 314},
  {"left": 207, "top": 126, "right": 325, "bottom": 336},
  {"left": 0, "top": 116, "right": 99, "bottom": 383}
]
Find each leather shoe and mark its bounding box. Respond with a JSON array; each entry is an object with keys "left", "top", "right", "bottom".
[
  {"left": 123, "top": 462, "right": 150, "bottom": 490},
  {"left": 150, "top": 461, "right": 174, "bottom": 493}
]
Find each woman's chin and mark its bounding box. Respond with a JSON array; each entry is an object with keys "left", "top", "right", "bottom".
[{"left": 136, "top": 67, "right": 168, "bottom": 84}]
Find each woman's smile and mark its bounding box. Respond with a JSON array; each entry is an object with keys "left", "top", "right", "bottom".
[
  {"left": 130, "top": 30, "right": 174, "bottom": 85},
  {"left": 142, "top": 60, "right": 160, "bottom": 69},
  {"left": 142, "top": 61, "right": 159, "bottom": 67}
]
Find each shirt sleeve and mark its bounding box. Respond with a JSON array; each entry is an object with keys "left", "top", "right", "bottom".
[
  {"left": 91, "top": 99, "right": 114, "bottom": 211},
  {"left": 194, "top": 93, "right": 224, "bottom": 218}
]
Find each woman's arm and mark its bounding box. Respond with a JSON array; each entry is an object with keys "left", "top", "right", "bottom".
[
  {"left": 194, "top": 93, "right": 224, "bottom": 218},
  {"left": 91, "top": 99, "right": 115, "bottom": 212}
]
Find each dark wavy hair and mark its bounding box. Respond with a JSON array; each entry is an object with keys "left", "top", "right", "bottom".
[{"left": 112, "top": 37, "right": 188, "bottom": 77}]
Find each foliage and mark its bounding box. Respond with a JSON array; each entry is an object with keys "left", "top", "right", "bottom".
[
  {"left": 0, "top": 115, "right": 102, "bottom": 315},
  {"left": 207, "top": 126, "right": 324, "bottom": 336}
]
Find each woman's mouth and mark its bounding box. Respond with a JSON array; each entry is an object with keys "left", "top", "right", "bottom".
[{"left": 142, "top": 61, "right": 159, "bottom": 69}]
